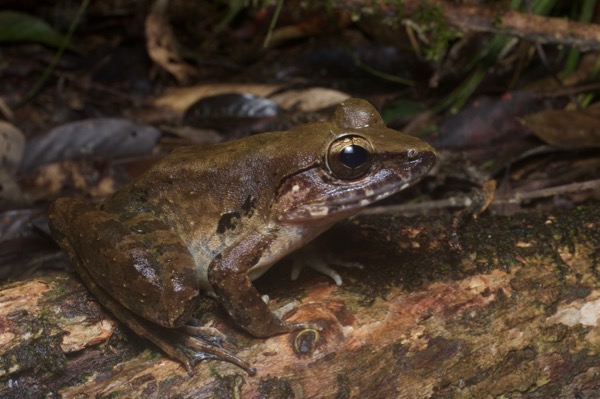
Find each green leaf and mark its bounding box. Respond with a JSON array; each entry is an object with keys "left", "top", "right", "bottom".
[{"left": 0, "top": 11, "right": 77, "bottom": 51}]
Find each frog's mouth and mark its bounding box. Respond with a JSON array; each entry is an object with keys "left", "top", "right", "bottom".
[
  {"left": 277, "top": 152, "right": 435, "bottom": 222},
  {"left": 297, "top": 171, "right": 423, "bottom": 218}
]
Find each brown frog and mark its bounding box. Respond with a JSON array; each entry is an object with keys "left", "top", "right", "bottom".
[{"left": 48, "top": 98, "right": 435, "bottom": 375}]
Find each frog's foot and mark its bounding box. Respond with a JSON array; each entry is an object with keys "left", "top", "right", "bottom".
[
  {"left": 179, "top": 320, "right": 227, "bottom": 345},
  {"left": 120, "top": 312, "right": 258, "bottom": 375},
  {"left": 172, "top": 325, "right": 257, "bottom": 376},
  {"left": 271, "top": 299, "right": 299, "bottom": 319},
  {"left": 68, "top": 272, "right": 257, "bottom": 375},
  {"left": 291, "top": 255, "right": 363, "bottom": 286},
  {"left": 261, "top": 300, "right": 321, "bottom": 333},
  {"left": 255, "top": 295, "right": 321, "bottom": 332}
]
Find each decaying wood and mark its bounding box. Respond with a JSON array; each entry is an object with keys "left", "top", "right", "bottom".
[
  {"left": 346, "top": 0, "right": 600, "bottom": 51},
  {"left": 1, "top": 205, "right": 600, "bottom": 398}
]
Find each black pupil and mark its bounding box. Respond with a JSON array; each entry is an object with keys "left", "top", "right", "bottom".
[{"left": 340, "top": 144, "right": 368, "bottom": 169}]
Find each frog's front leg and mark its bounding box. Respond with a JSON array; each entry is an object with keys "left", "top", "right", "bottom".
[
  {"left": 48, "top": 198, "right": 255, "bottom": 374},
  {"left": 208, "top": 232, "right": 316, "bottom": 337}
]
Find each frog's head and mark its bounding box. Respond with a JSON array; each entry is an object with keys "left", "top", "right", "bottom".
[{"left": 272, "top": 98, "right": 435, "bottom": 223}]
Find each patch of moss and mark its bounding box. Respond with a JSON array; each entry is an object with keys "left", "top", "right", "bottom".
[
  {"left": 0, "top": 331, "right": 66, "bottom": 376},
  {"left": 412, "top": 2, "right": 459, "bottom": 61}
]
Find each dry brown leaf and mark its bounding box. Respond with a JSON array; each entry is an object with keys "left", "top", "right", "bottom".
[
  {"left": 0, "top": 120, "right": 25, "bottom": 174},
  {"left": 153, "top": 83, "right": 283, "bottom": 113},
  {"left": 0, "top": 170, "right": 25, "bottom": 207},
  {"left": 20, "top": 118, "right": 160, "bottom": 174},
  {"left": 270, "top": 88, "right": 350, "bottom": 111},
  {"left": 0, "top": 121, "right": 26, "bottom": 206},
  {"left": 19, "top": 159, "right": 118, "bottom": 204},
  {"left": 145, "top": 0, "right": 197, "bottom": 83},
  {"left": 521, "top": 107, "right": 600, "bottom": 150}
]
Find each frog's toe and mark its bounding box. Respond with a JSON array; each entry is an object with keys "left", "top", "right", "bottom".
[
  {"left": 291, "top": 256, "right": 344, "bottom": 286},
  {"left": 271, "top": 301, "right": 322, "bottom": 332},
  {"left": 291, "top": 253, "right": 366, "bottom": 286},
  {"left": 180, "top": 334, "right": 256, "bottom": 375},
  {"left": 180, "top": 324, "right": 227, "bottom": 344},
  {"left": 271, "top": 299, "right": 300, "bottom": 319},
  {"left": 173, "top": 323, "right": 255, "bottom": 375}
]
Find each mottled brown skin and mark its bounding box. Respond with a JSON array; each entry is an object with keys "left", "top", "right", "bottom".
[{"left": 48, "top": 98, "right": 436, "bottom": 375}]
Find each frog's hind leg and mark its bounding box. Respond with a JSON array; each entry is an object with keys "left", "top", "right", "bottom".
[
  {"left": 80, "top": 279, "right": 256, "bottom": 375},
  {"left": 48, "top": 198, "right": 256, "bottom": 374},
  {"left": 71, "top": 256, "right": 256, "bottom": 374},
  {"left": 48, "top": 198, "right": 199, "bottom": 328}
]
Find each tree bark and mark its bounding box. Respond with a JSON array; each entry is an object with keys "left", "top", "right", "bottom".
[{"left": 1, "top": 205, "right": 600, "bottom": 398}]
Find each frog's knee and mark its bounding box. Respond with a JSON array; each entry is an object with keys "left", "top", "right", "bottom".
[
  {"left": 49, "top": 198, "right": 96, "bottom": 230},
  {"left": 48, "top": 199, "right": 90, "bottom": 242}
]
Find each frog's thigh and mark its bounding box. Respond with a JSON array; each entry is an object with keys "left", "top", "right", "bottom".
[{"left": 49, "top": 198, "right": 200, "bottom": 328}]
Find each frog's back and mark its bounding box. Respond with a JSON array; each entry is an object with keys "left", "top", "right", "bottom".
[{"left": 101, "top": 128, "right": 328, "bottom": 272}]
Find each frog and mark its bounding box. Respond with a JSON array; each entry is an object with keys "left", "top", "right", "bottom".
[{"left": 48, "top": 98, "right": 436, "bottom": 375}]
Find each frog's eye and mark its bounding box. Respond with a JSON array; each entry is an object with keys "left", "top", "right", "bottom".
[{"left": 327, "top": 135, "right": 372, "bottom": 179}]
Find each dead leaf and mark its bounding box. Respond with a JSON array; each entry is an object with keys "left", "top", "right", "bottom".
[
  {"left": 21, "top": 160, "right": 118, "bottom": 203},
  {"left": 183, "top": 93, "right": 282, "bottom": 139},
  {"left": 0, "top": 170, "right": 25, "bottom": 208},
  {"left": 19, "top": 118, "right": 160, "bottom": 174},
  {"left": 521, "top": 107, "right": 600, "bottom": 150},
  {"left": 145, "top": 0, "right": 197, "bottom": 83},
  {"left": 153, "top": 83, "right": 283, "bottom": 113},
  {"left": 0, "top": 208, "right": 46, "bottom": 243},
  {"left": 0, "top": 120, "right": 25, "bottom": 175},
  {"left": 270, "top": 88, "right": 350, "bottom": 111}
]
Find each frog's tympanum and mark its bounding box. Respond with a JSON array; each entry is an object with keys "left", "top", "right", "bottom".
[{"left": 48, "top": 98, "right": 436, "bottom": 375}]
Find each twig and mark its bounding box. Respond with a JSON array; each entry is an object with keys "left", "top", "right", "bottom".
[
  {"left": 492, "top": 179, "right": 600, "bottom": 205},
  {"left": 360, "top": 179, "right": 600, "bottom": 216}
]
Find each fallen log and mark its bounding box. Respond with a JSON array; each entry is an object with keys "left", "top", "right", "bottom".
[
  {"left": 345, "top": 0, "right": 600, "bottom": 51},
  {"left": 1, "top": 205, "right": 599, "bottom": 398}
]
